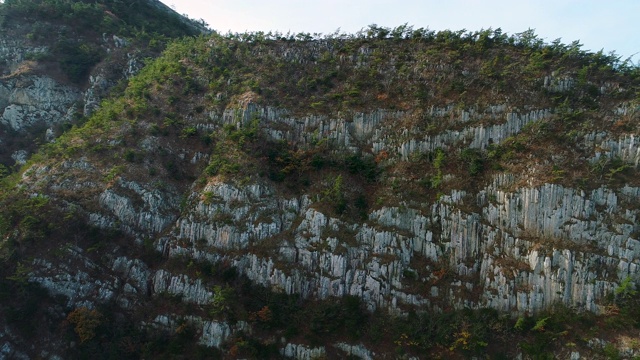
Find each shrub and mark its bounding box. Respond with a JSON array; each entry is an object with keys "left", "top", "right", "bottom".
[
  {"left": 345, "top": 154, "right": 378, "bottom": 182},
  {"left": 54, "top": 40, "right": 103, "bottom": 84},
  {"left": 67, "top": 307, "right": 103, "bottom": 343},
  {"left": 209, "top": 285, "right": 235, "bottom": 317},
  {"left": 181, "top": 126, "right": 198, "bottom": 138},
  {"left": 323, "top": 175, "right": 347, "bottom": 214},
  {"left": 124, "top": 149, "right": 136, "bottom": 162},
  {"left": 460, "top": 148, "right": 484, "bottom": 176}
]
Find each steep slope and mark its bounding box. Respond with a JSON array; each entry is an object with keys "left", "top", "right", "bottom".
[
  {"left": 1, "top": 25, "right": 640, "bottom": 359},
  {"left": 0, "top": 0, "right": 205, "bottom": 170}
]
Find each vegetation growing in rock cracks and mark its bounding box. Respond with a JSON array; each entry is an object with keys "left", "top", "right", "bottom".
[{"left": 0, "top": 14, "right": 639, "bottom": 358}]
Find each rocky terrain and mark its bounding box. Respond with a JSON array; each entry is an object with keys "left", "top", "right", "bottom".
[
  {"left": 0, "top": 1, "right": 640, "bottom": 359},
  {"left": 0, "top": 0, "right": 205, "bottom": 169}
]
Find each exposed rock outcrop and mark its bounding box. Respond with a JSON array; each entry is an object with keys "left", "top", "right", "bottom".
[
  {"left": 0, "top": 75, "right": 80, "bottom": 132},
  {"left": 154, "top": 103, "right": 640, "bottom": 315}
]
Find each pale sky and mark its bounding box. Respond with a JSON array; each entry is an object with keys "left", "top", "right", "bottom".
[{"left": 162, "top": 0, "right": 639, "bottom": 62}]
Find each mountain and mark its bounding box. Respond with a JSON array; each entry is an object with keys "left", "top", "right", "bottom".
[
  {"left": 1, "top": 2, "right": 640, "bottom": 358},
  {"left": 0, "top": 0, "right": 205, "bottom": 169}
]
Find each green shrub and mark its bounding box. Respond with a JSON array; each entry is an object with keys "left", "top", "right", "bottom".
[
  {"left": 205, "top": 155, "right": 240, "bottom": 177},
  {"left": 460, "top": 148, "right": 484, "bottom": 176},
  {"left": 323, "top": 175, "right": 347, "bottom": 214},
  {"left": 123, "top": 149, "right": 136, "bottom": 162},
  {"left": 181, "top": 126, "right": 198, "bottom": 138},
  {"left": 54, "top": 40, "right": 104, "bottom": 84},
  {"left": 345, "top": 154, "right": 378, "bottom": 182}
]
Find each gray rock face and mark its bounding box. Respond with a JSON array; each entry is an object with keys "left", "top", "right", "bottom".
[
  {"left": 83, "top": 74, "right": 109, "bottom": 116},
  {"left": 0, "top": 75, "right": 81, "bottom": 131},
  {"left": 29, "top": 245, "right": 117, "bottom": 308},
  {"left": 110, "top": 256, "right": 151, "bottom": 307},
  {"left": 195, "top": 181, "right": 634, "bottom": 314},
  {"left": 281, "top": 343, "right": 326, "bottom": 360},
  {"left": 10, "top": 149, "right": 28, "bottom": 165},
  {"left": 475, "top": 178, "right": 639, "bottom": 313},
  {"left": 83, "top": 47, "right": 143, "bottom": 116},
  {"left": 585, "top": 131, "right": 640, "bottom": 167},
  {"left": 0, "top": 39, "right": 48, "bottom": 72},
  {"left": 176, "top": 181, "right": 304, "bottom": 251},
  {"left": 212, "top": 102, "right": 552, "bottom": 158},
  {"left": 95, "top": 178, "right": 181, "bottom": 236},
  {"left": 281, "top": 342, "right": 378, "bottom": 360},
  {"left": 147, "top": 314, "right": 241, "bottom": 349},
  {"left": 334, "top": 343, "right": 375, "bottom": 360},
  {"left": 151, "top": 269, "right": 212, "bottom": 305},
  {"left": 22, "top": 100, "right": 640, "bottom": 317},
  {"left": 161, "top": 102, "right": 640, "bottom": 315}
]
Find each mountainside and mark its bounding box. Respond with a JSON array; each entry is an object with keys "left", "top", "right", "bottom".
[
  {"left": 1, "top": 3, "right": 640, "bottom": 358},
  {"left": 0, "top": 0, "right": 205, "bottom": 169}
]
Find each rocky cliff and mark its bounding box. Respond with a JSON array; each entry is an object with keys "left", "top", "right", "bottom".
[{"left": 1, "top": 9, "right": 640, "bottom": 359}]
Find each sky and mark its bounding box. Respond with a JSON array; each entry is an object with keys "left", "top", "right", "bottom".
[{"left": 161, "top": 0, "right": 639, "bottom": 62}]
